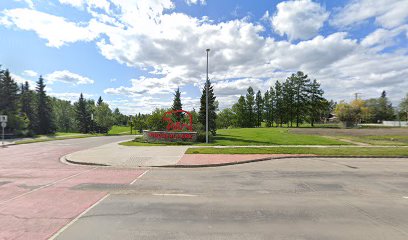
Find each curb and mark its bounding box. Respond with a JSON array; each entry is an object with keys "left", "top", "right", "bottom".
[{"left": 59, "top": 154, "right": 408, "bottom": 169}]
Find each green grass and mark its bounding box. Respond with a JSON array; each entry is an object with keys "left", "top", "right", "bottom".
[
  {"left": 108, "top": 125, "right": 134, "bottom": 135},
  {"left": 186, "top": 146, "right": 408, "bottom": 156},
  {"left": 207, "top": 128, "right": 349, "bottom": 146},
  {"left": 335, "top": 135, "right": 408, "bottom": 146}
]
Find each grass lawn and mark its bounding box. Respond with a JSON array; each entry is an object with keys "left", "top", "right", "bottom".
[
  {"left": 186, "top": 146, "right": 408, "bottom": 156},
  {"left": 108, "top": 125, "right": 134, "bottom": 135},
  {"left": 120, "top": 128, "right": 349, "bottom": 146},
  {"left": 208, "top": 128, "right": 348, "bottom": 146}
]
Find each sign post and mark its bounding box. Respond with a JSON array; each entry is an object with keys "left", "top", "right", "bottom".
[{"left": 0, "top": 115, "right": 7, "bottom": 147}]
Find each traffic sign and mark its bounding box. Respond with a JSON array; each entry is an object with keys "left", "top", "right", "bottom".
[
  {"left": 0, "top": 115, "right": 7, "bottom": 123},
  {"left": 1, "top": 122, "right": 6, "bottom": 128}
]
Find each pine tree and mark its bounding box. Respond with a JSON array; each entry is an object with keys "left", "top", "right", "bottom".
[
  {"left": 172, "top": 87, "right": 183, "bottom": 122},
  {"left": 255, "top": 90, "right": 263, "bottom": 127},
  {"left": 0, "top": 69, "right": 19, "bottom": 114},
  {"left": 35, "top": 76, "right": 55, "bottom": 134},
  {"left": 97, "top": 96, "right": 103, "bottom": 106},
  {"left": 246, "top": 87, "right": 255, "bottom": 128},
  {"left": 75, "top": 93, "right": 91, "bottom": 133},
  {"left": 263, "top": 90, "right": 271, "bottom": 127},
  {"left": 293, "top": 71, "right": 311, "bottom": 127},
  {"left": 307, "top": 79, "right": 325, "bottom": 127},
  {"left": 283, "top": 77, "right": 295, "bottom": 127},
  {"left": 199, "top": 79, "right": 217, "bottom": 136},
  {"left": 232, "top": 96, "right": 247, "bottom": 128},
  {"left": 275, "top": 81, "right": 284, "bottom": 127},
  {"left": 20, "top": 81, "right": 36, "bottom": 130}
]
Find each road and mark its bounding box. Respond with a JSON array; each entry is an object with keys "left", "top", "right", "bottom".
[
  {"left": 56, "top": 157, "right": 408, "bottom": 240},
  {"left": 1, "top": 137, "right": 408, "bottom": 240},
  {"left": 0, "top": 136, "right": 145, "bottom": 240}
]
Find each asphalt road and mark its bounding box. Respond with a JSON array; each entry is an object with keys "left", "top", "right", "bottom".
[{"left": 55, "top": 157, "right": 408, "bottom": 240}]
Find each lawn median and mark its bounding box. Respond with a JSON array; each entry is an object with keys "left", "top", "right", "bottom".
[{"left": 185, "top": 146, "right": 408, "bottom": 157}]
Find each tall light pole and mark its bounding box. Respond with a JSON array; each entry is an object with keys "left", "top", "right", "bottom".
[{"left": 206, "top": 49, "right": 210, "bottom": 144}]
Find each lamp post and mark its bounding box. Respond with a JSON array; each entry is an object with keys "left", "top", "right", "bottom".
[{"left": 206, "top": 48, "right": 210, "bottom": 144}]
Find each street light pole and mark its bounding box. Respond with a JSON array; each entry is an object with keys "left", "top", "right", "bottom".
[{"left": 206, "top": 49, "right": 210, "bottom": 144}]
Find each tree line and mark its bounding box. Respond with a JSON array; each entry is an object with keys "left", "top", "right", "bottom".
[
  {"left": 217, "top": 71, "right": 333, "bottom": 129},
  {"left": 0, "top": 67, "right": 128, "bottom": 136}
]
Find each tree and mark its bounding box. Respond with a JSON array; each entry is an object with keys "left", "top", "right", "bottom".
[
  {"left": 0, "top": 69, "right": 19, "bottom": 114},
  {"left": 216, "top": 108, "right": 235, "bottom": 129},
  {"left": 97, "top": 96, "right": 103, "bottom": 106},
  {"left": 94, "top": 102, "right": 114, "bottom": 133},
  {"left": 255, "top": 90, "right": 263, "bottom": 127},
  {"left": 335, "top": 99, "right": 369, "bottom": 128},
  {"left": 307, "top": 79, "right": 325, "bottom": 127},
  {"left": 274, "top": 81, "right": 284, "bottom": 127},
  {"left": 147, "top": 108, "right": 168, "bottom": 131},
  {"left": 232, "top": 96, "right": 247, "bottom": 128},
  {"left": 75, "top": 93, "right": 91, "bottom": 133},
  {"left": 293, "top": 71, "right": 311, "bottom": 127},
  {"left": 35, "top": 76, "right": 55, "bottom": 134},
  {"left": 283, "top": 77, "right": 295, "bottom": 127},
  {"left": 377, "top": 91, "right": 394, "bottom": 121},
  {"left": 399, "top": 94, "right": 408, "bottom": 121},
  {"left": 172, "top": 87, "right": 183, "bottom": 121},
  {"left": 51, "top": 97, "right": 76, "bottom": 133},
  {"left": 20, "top": 82, "right": 36, "bottom": 131},
  {"left": 199, "top": 79, "right": 217, "bottom": 136},
  {"left": 245, "top": 87, "right": 255, "bottom": 128}
]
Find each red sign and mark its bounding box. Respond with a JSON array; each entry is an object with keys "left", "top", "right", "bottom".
[{"left": 162, "top": 110, "right": 193, "bottom": 132}]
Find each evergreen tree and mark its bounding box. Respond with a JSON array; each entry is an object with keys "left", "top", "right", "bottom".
[
  {"left": 232, "top": 96, "right": 247, "bottom": 128},
  {"left": 0, "top": 69, "right": 19, "bottom": 114},
  {"left": 263, "top": 90, "right": 271, "bottom": 127},
  {"left": 274, "top": 81, "right": 284, "bottom": 127},
  {"left": 377, "top": 91, "right": 394, "bottom": 121},
  {"left": 399, "top": 94, "right": 408, "bottom": 121},
  {"left": 172, "top": 87, "right": 183, "bottom": 121},
  {"left": 20, "top": 81, "right": 36, "bottom": 131},
  {"left": 75, "top": 93, "right": 91, "bottom": 133},
  {"left": 283, "top": 77, "right": 295, "bottom": 127},
  {"left": 293, "top": 71, "right": 311, "bottom": 127},
  {"left": 199, "top": 79, "right": 217, "bottom": 136},
  {"left": 35, "top": 76, "right": 55, "bottom": 134},
  {"left": 255, "top": 90, "right": 263, "bottom": 127},
  {"left": 245, "top": 87, "right": 255, "bottom": 128},
  {"left": 97, "top": 96, "right": 103, "bottom": 106},
  {"left": 307, "top": 79, "right": 325, "bottom": 126}
]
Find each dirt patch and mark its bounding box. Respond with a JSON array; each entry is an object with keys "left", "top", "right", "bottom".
[{"left": 290, "top": 128, "right": 408, "bottom": 136}]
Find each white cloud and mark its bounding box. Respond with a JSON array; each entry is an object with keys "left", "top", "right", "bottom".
[
  {"left": 271, "top": 0, "right": 329, "bottom": 41},
  {"left": 104, "top": 76, "right": 177, "bottom": 96},
  {"left": 361, "top": 25, "right": 408, "bottom": 51},
  {"left": 332, "top": 0, "right": 408, "bottom": 29},
  {"left": 45, "top": 70, "right": 94, "bottom": 85},
  {"left": 0, "top": 8, "right": 100, "bottom": 47},
  {"left": 11, "top": 73, "right": 36, "bottom": 88},
  {"left": 22, "top": 70, "right": 38, "bottom": 77},
  {"left": 185, "top": 0, "right": 206, "bottom": 6}
]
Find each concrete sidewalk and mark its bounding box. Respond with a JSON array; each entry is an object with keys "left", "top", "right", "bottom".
[{"left": 64, "top": 141, "right": 189, "bottom": 167}]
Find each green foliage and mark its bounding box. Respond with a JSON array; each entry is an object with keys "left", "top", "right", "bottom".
[
  {"left": 35, "top": 76, "right": 56, "bottom": 134},
  {"left": 335, "top": 100, "right": 369, "bottom": 127},
  {"left": 399, "top": 93, "right": 408, "bottom": 121},
  {"left": 51, "top": 97, "right": 77, "bottom": 133},
  {"left": 199, "top": 79, "right": 217, "bottom": 135},
  {"left": 94, "top": 102, "right": 114, "bottom": 133},
  {"left": 147, "top": 108, "right": 168, "bottom": 131},
  {"left": 216, "top": 108, "right": 235, "bottom": 129},
  {"left": 365, "top": 91, "right": 395, "bottom": 123},
  {"left": 75, "top": 93, "right": 91, "bottom": 133}
]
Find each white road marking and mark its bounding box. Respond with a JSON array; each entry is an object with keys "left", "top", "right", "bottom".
[
  {"left": 49, "top": 194, "right": 110, "bottom": 240},
  {"left": 152, "top": 193, "right": 198, "bottom": 197},
  {"left": 403, "top": 196, "right": 408, "bottom": 199},
  {"left": 130, "top": 170, "right": 149, "bottom": 185}
]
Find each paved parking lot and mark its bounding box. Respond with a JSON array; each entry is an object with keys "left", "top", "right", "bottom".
[{"left": 55, "top": 157, "right": 408, "bottom": 240}]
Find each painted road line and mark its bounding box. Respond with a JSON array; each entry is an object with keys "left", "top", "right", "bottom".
[
  {"left": 0, "top": 167, "right": 98, "bottom": 206},
  {"left": 130, "top": 170, "right": 149, "bottom": 185},
  {"left": 152, "top": 193, "right": 198, "bottom": 197},
  {"left": 48, "top": 194, "right": 111, "bottom": 240},
  {"left": 403, "top": 196, "right": 408, "bottom": 199}
]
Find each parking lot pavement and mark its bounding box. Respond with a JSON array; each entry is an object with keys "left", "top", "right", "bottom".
[
  {"left": 55, "top": 157, "right": 408, "bottom": 240},
  {"left": 0, "top": 136, "right": 146, "bottom": 240}
]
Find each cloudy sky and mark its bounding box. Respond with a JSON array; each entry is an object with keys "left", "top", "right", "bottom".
[{"left": 1, "top": 0, "right": 407, "bottom": 114}]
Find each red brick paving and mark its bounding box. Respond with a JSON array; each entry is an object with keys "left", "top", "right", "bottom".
[
  {"left": 0, "top": 141, "right": 145, "bottom": 240},
  {"left": 177, "top": 154, "right": 314, "bottom": 166}
]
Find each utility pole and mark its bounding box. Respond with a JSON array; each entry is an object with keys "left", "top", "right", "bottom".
[
  {"left": 206, "top": 49, "right": 210, "bottom": 144},
  {"left": 354, "top": 92, "right": 362, "bottom": 100}
]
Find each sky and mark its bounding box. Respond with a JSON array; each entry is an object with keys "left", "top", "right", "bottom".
[{"left": 0, "top": 0, "right": 407, "bottom": 114}]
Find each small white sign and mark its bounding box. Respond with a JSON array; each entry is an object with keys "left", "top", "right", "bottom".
[
  {"left": 1, "top": 122, "right": 6, "bottom": 128},
  {"left": 0, "top": 115, "right": 7, "bottom": 123}
]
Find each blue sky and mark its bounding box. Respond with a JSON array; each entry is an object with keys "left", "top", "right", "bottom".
[{"left": 1, "top": 0, "right": 407, "bottom": 114}]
